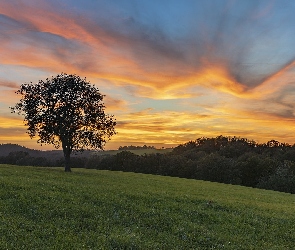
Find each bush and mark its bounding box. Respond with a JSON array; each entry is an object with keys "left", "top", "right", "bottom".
[
  {"left": 196, "top": 153, "right": 240, "bottom": 184},
  {"left": 237, "top": 153, "right": 278, "bottom": 187},
  {"left": 85, "top": 155, "right": 101, "bottom": 169},
  {"left": 257, "top": 161, "right": 295, "bottom": 193}
]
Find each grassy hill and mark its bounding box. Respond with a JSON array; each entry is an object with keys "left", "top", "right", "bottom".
[{"left": 0, "top": 165, "right": 294, "bottom": 249}]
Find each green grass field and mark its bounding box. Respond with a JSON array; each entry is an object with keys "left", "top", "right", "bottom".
[{"left": 0, "top": 164, "right": 294, "bottom": 249}]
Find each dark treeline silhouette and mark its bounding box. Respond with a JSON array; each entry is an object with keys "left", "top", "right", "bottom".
[
  {"left": 1, "top": 136, "right": 295, "bottom": 193},
  {"left": 118, "top": 145, "right": 156, "bottom": 150}
]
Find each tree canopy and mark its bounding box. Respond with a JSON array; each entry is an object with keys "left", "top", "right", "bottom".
[{"left": 11, "top": 73, "right": 116, "bottom": 171}]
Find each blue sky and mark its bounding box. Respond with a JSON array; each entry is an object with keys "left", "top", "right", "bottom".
[{"left": 1, "top": 0, "right": 295, "bottom": 149}]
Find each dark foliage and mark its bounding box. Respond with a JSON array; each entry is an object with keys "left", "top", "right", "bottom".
[
  {"left": 118, "top": 145, "right": 156, "bottom": 150},
  {"left": 0, "top": 151, "right": 52, "bottom": 167},
  {"left": 90, "top": 136, "right": 295, "bottom": 193},
  {"left": 10, "top": 73, "right": 116, "bottom": 171},
  {"left": 257, "top": 161, "right": 295, "bottom": 193},
  {"left": 2, "top": 135, "right": 295, "bottom": 193}
]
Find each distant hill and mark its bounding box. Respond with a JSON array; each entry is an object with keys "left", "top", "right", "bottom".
[
  {"left": 0, "top": 144, "right": 41, "bottom": 157},
  {"left": 0, "top": 143, "right": 172, "bottom": 159},
  {"left": 0, "top": 143, "right": 112, "bottom": 160},
  {"left": 0, "top": 144, "right": 68, "bottom": 160}
]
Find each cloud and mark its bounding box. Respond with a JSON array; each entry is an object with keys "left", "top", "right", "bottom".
[
  {"left": 112, "top": 108, "right": 212, "bottom": 144},
  {"left": 246, "top": 60, "right": 295, "bottom": 98},
  {"left": 2, "top": 0, "right": 295, "bottom": 149},
  {"left": 0, "top": 89, "right": 21, "bottom": 107},
  {"left": 2, "top": 0, "right": 295, "bottom": 100},
  {"left": 113, "top": 96, "right": 295, "bottom": 146},
  {"left": 1, "top": 0, "right": 295, "bottom": 104},
  {"left": 0, "top": 115, "right": 25, "bottom": 128},
  {"left": 103, "top": 96, "right": 128, "bottom": 111},
  {"left": 0, "top": 79, "right": 18, "bottom": 88}
]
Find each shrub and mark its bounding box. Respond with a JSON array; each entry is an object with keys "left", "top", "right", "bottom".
[{"left": 257, "top": 161, "right": 295, "bottom": 193}]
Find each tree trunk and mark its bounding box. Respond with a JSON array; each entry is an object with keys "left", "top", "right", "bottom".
[
  {"left": 62, "top": 138, "right": 72, "bottom": 172},
  {"left": 61, "top": 133, "right": 72, "bottom": 172},
  {"left": 64, "top": 150, "right": 71, "bottom": 172}
]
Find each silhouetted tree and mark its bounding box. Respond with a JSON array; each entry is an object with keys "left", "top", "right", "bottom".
[{"left": 11, "top": 73, "right": 116, "bottom": 172}]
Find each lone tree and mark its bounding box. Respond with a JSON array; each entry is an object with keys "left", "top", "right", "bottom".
[{"left": 11, "top": 73, "right": 116, "bottom": 172}]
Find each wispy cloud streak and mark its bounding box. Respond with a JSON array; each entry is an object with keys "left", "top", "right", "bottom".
[{"left": 1, "top": 0, "right": 295, "bottom": 148}]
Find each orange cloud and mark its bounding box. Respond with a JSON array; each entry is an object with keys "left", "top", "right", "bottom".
[
  {"left": 0, "top": 115, "right": 34, "bottom": 146},
  {"left": 202, "top": 103, "right": 295, "bottom": 143},
  {"left": 109, "top": 101, "right": 295, "bottom": 148},
  {"left": 2, "top": 0, "right": 295, "bottom": 102},
  {"left": 0, "top": 89, "right": 20, "bottom": 106},
  {"left": 247, "top": 60, "right": 295, "bottom": 98},
  {"left": 0, "top": 80, "right": 19, "bottom": 88},
  {"left": 0, "top": 115, "right": 24, "bottom": 128},
  {"left": 2, "top": 0, "right": 295, "bottom": 150},
  {"left": 0, "top": 0, "right": 249, "bottom": 100},
  {"left": 111, "top": 109, "right": 213, "bottom": 145},
  {"left": 3, "top": 99, "right": 295, "bottom": 151},
  {"left": 103, "top": 96, "right": 129, "bottom": 111}
]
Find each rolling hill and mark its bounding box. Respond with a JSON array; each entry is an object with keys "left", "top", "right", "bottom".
[{"left": 0, "top": 164, "right": 294, "bottom": 249}]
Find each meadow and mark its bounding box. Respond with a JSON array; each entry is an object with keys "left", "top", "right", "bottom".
[{"left": 0, "top": 164, "right": 294, "bottom": 249}]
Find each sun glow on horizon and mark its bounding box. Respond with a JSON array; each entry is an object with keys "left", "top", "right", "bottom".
[{"left": 1, "top": 0, "right": 295, "bottom": 150}]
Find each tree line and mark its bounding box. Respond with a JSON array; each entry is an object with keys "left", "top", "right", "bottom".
[
  {"left": 2, "top": 136, "right": 295, "bottom": 194},
  {"left": 118, "top": 145, "right": 156, "bottom": 150}
]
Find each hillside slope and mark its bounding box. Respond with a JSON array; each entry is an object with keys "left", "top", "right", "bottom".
[
  {"left": 0, "top": 144, "right": 40, "bottom": 157},
  {"left": 0, "top": 144, "right": 91, "bottom": 159},
  {"left": 0, "top": 143, "right": 63, "bottom": 158},
  {"left": 0, "top": 165, "right": 294, "bottom": 249}
]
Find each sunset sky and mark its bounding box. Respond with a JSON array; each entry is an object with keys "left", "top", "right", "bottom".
[{"left": 1, "top": 0, "right": 295, "bottom": 150}]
